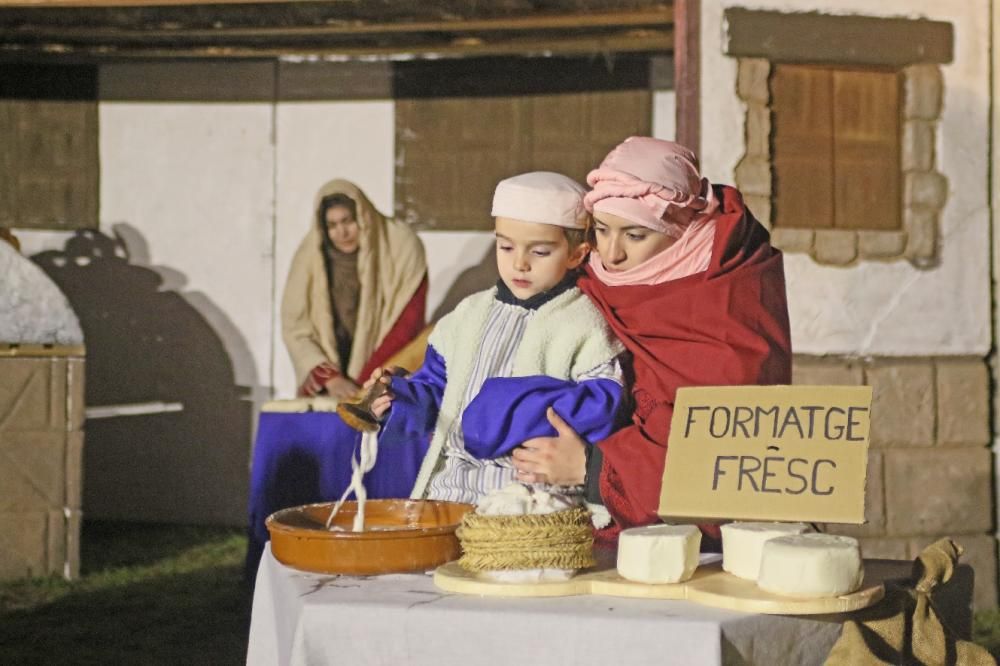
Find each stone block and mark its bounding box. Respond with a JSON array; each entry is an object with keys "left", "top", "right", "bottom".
[
  {"left": 737, "top": 58, "right": 770, "bottom": 104},
  {"left": 904, "top": 206, "right": 939, "bottom": 264},
  {"left": 813, "top": 230, "right": 857, "bottom": 265},
  {"left": 792, "top": 356, "right": 864, "bottom": 386},
  {"left": 936, "top": 359, "right": 990, "bottom": 447},
  {"left": 822, "top": 450, "right": 885, "bottom": 537},
  {"left": 0, "top": 431, "right": 67, "bottom": 510},
  {"left": 961, "top": 535, "right": 998, "bottom": 610},
  {"left": 744, "top": 103, "right": 771, "bottom": 158},
  {"left": 858, "top": 231, "right": 908, "bottom": 260},
  {"left": 902, "top": 120, "right": 935, "bottom": 172},
  {"left": 0, "top": 511, "right": 47, "bottom": 580},
  {"left": 905, "top": 172, "right": 948, "bottom": 210},
  {"left": 884, "top": 448, "right": 992, "bottom": 536},
  {"left": 770, "top": 228, "right": 813, "bottom": 254},
  {"left": 904, "top": 64, "right": 944, "bottom": 121},
  {"left": 744, "top": 195, "right": 772, "bottom": 229},
  {"left": 734, "top": 157, "right": 771, "bottom": 197},
  {"left": 910, "top": 535, "right": 997, "bottom": 610},
  {"left": 859, "top": 536, "right": 910, "bottom": 560},
  {"left": 866, "top": 361, "right": 935, "bottom": 448}
]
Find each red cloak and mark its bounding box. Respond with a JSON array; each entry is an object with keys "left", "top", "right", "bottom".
[{"left": 579, "top": 185, "right": 792, "bottom": 545}]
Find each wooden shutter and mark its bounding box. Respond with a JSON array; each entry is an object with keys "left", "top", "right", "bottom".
[
  {"left": 771, "top": 65, "right": 835, "bottom": 229},
  {"left": 396, "top": 86, "right": 650, "bottom": 231},
  {"left": 0, "top": 66, "right": 98, "bottom": 230},
  {"left": 395, "top": 96, "right": 521, "bottom": 230},
  {"left": 832, "top": 69, "right": 901, "bottom": 231},
  {"left": 772, "top": 64, "right": 901, "bottom": 231}
]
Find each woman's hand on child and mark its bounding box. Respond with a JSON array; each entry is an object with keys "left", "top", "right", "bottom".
[
  {"left": 325, "top": 376, "right": 360, "bottom": 400},
  {"left": 512, "top": 407, "right": 587, "bottom": 486}
]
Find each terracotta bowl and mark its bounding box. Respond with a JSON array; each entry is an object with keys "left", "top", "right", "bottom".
[{"left": 266, "top": 499, "right": 473, "bottom": 575}]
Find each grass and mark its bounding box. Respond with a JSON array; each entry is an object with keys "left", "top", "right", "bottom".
[
  {"left": 2, "top": 522, "right": 999, "bottom": 663},
  {"left": 0, "top": 522, "right": 250, "bottom": 665}
]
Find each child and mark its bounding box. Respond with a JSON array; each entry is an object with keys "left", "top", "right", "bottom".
[{"left": 370, "top": 171, "right": 625, "bottom": 504}]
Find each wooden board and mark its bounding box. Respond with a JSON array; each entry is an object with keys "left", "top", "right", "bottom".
[
  {"left": 434, "top": 561, "right": 885, "bottom": 615},
  {"left": 584, "top": 564, "right": 718, "bottom": 600},
  {"left": 685, "top": 564, "right": 885, "bottom": 615}
]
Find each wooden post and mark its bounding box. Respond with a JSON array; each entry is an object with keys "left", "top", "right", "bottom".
[{"left": 674, "top": 0, "right": 700, "bottom": 153}]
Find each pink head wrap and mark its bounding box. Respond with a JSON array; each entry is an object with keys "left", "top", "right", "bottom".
[{"left": 584, "top": 137, "right": 718, "bottom": 238}]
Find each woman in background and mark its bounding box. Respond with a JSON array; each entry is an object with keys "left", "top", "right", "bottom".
[{"left": 282, "top": 179, "right": 427, "bottom": 399}]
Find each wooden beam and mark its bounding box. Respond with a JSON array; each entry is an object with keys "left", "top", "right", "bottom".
[
  {"left": 723, "top": 8, "right": 952, "bottom": 66},
  {"left": 674, "top": 0, "right": 699, "bottom": 153},
  {"left": 0, "top": 30, "right": 674, "bottom": 60},
  {"left": 2, "top": 8, "right": 674, "bottom": 41},
  {"left": 1, "top": 0, "right": 346, "bottom": 6}
]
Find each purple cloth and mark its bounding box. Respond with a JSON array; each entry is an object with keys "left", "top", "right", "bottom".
[
  {"left": 462, "top": 375, "right": 622, "bottom": 458},
  {"left": 244, "top": 410, "right": 429, "bottom": 580},
  {"left": 381, "top": 346, "right": 622, "bottom": 459},
  {"left": 380, "top": 346, "right": 447, "bottom": 445}
]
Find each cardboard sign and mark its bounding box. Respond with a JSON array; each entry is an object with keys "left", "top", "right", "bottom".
[{"left": 658, "top": 385, "right": 872, "bottom": 524}]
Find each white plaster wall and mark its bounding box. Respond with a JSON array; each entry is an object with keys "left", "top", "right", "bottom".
[
  {"left": 99, "top": 102, "right": 275, "bottom": 398},
  {"left": 419, "top": 230, "right": 497, "bottom": 309},
  {"left": 652, "top": 90, "right": 677, "bottom": 141},
  {"left": 701, "top": 0, "right": 991, "bottom": 356},
  {"left": 14, "top": 230, "right": 76, "bottom": 257}
]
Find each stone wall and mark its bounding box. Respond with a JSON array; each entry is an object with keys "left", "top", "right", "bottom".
[
  {"left": 794, "top": 355, "right": 996, "bottom": 609},
  {"left": 0, "top": 349, "right": 85, "bottom": 580}
]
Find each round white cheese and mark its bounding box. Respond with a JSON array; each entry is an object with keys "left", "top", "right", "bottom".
[
  {"left": 720, "top": 521, "right": 810, "bottom": 580},
  {"left": 617, "top": 524, "right": 702, "bottom": 584},
  {"left": 757, "top": 533, "right": 864, "bottom": 598}
]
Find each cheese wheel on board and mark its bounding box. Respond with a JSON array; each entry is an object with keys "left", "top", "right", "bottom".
[
  {"left": 720, "top": 522, "right": 810, "bottom": 580},
  {"left": 617, "top": 524, "right": 702, "bottom": 584},
  {"left": 757, "top": 533, "right": 864, "bottom": 598}
]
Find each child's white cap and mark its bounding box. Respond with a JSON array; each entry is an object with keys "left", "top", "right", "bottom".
[{"left": 491, "top": 171, "right": 588, "bottom": 229}]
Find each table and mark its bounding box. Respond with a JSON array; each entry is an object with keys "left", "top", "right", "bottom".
[
  {"left": 248, "top": 544, "right": 861, "bottom": 666},
  {"left": 244, "top": 410, "right": 429, "bottom": 579}
]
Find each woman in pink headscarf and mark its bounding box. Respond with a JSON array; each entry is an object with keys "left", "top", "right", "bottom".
[{"left": 511, "top": 137, "right": 792, "bottom": 546}]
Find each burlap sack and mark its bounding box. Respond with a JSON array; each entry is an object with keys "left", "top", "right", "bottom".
[{"left": 825, "top": 538, "right": 996, "bottom": 665}]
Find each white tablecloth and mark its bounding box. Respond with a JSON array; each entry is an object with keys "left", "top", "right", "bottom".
[{"left": 247, "top": 544, "right": 860, "bottom": 666}]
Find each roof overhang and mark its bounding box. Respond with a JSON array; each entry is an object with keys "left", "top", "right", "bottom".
[{"left": 0, "top": 1, "right": 674, "bottom": 61}]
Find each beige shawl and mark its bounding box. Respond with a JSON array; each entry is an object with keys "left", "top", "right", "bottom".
[{"left": 281, "top": 179, "right": 427, "bottom": 386}]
